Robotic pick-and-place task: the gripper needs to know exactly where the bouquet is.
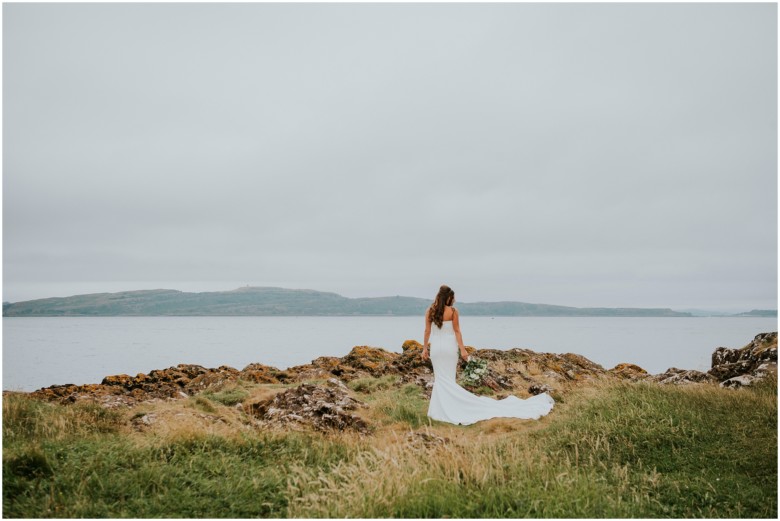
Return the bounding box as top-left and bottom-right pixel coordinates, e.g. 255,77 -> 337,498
460,356 -> 488,387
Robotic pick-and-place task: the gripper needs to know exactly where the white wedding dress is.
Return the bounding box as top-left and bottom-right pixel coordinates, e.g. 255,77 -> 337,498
427,320 -> 555,425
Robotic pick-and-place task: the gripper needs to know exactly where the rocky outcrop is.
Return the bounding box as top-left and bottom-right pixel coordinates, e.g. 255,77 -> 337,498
393,340 -> 434,380
709,332 -> 777,385
608,363 -> 649,381
32,364 -> 247,406
720,375 -> 760,389
287,356 -> 352,381
341,346 -> 398,376
245,379 -> 369,434
186,366 -> 241,393
30,364 -> 217,407
26,342 -> 610,406
240,363 -> 291,384
648,332 -> 778,387
30,382 -> 137,408
26,331 -> 778,408
651,368 -> 716,385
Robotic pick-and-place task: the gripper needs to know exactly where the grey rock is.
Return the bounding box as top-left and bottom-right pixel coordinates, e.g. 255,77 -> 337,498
720,375 -> 757,389
406,431 -> 449,448
246,382 -> 370,434
528,383 -> 554,395
130,412 -> 157,430
753,362 -> 777,379
709,332 -> 778,383
652,368 -> 716,385
327,377 -> 350,391
543,370 -> 564,381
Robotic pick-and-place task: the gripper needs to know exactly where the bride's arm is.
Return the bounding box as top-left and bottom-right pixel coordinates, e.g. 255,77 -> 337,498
422,310 -> 431,360
452,308 -> 469,359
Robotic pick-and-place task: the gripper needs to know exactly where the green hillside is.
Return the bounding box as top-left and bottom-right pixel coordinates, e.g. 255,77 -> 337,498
2,287 -> 693,317
732,309 -> 778,317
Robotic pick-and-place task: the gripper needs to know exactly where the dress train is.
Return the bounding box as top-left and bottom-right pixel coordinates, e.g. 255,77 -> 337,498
426,321 -> 554,425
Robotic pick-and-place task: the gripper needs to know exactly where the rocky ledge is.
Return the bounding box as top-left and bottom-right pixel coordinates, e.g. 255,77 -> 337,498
21,332 -> 777,417
245,378 -> 370,434
650,332 -> 777,387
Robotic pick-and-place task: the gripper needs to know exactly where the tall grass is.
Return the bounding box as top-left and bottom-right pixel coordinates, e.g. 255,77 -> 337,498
3,395 -> 122,442
201,383 -> 250,406
286,379 -> 777,518
2,393 -> 358,517
347,374 -> 399,393
4,377 -> 777,518
370,383 -> 432,428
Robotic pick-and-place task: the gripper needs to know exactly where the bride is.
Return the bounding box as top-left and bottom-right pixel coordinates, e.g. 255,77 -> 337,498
421,285 -> 555,425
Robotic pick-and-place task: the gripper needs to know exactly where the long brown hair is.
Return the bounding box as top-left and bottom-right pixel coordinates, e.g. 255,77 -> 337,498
427,285 -> 455,328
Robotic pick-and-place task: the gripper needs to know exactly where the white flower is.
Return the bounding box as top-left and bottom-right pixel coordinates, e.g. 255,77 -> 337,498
460,357 -> 489,387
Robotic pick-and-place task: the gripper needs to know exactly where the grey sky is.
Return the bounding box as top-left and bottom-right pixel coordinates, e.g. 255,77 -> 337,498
3,2 -> 777,310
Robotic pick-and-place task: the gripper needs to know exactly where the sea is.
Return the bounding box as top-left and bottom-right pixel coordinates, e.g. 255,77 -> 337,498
2,316 -> 777,392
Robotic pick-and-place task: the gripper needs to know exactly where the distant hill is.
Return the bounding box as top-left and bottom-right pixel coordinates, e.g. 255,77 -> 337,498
2,287 -> 694,317
731,309 -> 778,317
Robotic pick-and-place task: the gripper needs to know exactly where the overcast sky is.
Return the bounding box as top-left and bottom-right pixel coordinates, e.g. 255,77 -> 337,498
2,2 -> 777,311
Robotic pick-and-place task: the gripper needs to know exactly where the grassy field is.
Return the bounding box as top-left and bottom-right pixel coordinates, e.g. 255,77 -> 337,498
3,377 -> 776,518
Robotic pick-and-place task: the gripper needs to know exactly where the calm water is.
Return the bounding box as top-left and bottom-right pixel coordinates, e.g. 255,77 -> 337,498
2,316 -> 777,391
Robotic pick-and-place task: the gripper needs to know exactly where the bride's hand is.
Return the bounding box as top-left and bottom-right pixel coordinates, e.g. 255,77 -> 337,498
421,348 -> 429,361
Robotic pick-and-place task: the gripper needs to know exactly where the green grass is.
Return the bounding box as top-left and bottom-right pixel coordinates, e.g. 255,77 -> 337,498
347,374 -> 399,393
201,384 -> 250,406
4,434 -> 355,517
361,382 -> 431,428
3,378 -> 777,518
2,394 -> 356,517
536,378 -> 778,517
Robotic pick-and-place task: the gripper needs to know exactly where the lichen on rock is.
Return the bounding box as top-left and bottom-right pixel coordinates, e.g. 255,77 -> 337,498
24,331 -> 778,410
609,363 -> 649,381
709,332 -> 777,383
651,368 -> 716,385
245,379 -> 370,434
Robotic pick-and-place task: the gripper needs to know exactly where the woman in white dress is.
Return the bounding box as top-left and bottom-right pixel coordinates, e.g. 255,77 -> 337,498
421,285 -> 555,425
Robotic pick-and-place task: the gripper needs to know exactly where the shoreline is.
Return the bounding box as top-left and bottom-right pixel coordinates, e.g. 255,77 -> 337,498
4,333 -> 777,518
11,332 -> 777,408
4,317 -> 777,392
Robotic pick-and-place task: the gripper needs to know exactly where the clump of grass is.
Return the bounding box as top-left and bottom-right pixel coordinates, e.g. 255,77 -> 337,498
3,394 -> 122,442
751,372 -> 778,396
186,395 -> 217,413
368,383 -> 430,428
202,384 -> 250,406
4,446 -> 53,479
347,374 -> 399,394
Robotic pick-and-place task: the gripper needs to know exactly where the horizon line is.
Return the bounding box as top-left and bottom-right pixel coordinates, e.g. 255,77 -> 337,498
2,285 -> 776,314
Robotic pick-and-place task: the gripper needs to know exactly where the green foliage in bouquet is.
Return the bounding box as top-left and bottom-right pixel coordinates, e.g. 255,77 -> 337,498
459,356 -> 488,387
